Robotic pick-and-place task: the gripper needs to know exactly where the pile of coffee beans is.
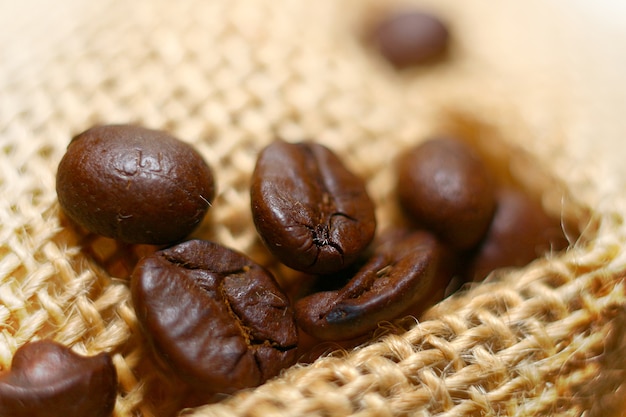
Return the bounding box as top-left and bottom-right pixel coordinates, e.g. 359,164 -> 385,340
52,123 -> 570,404
395,136 -> 569,285
5,7 -> 574,416
283,136 -> 570,359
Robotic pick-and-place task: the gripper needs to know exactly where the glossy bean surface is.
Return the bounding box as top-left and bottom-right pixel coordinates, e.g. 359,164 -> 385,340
295,230 -> 453,340
56,124 -> 215,244
131,239 -> 298,398
251,140 -> 376,274
0,340 -> 117,417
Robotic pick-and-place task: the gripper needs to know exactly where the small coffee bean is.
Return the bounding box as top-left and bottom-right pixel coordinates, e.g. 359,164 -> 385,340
250,140 -> 376,274
294,229 -> 454,341
465,187 -> 570,282
397,137 -> 496,250
56,124 -> 216,245
0,340 -> 117,417
130,239 -> 298,398
370,10 -> 450,68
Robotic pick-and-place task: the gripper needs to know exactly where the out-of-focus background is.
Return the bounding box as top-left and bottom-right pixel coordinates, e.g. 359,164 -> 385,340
1,0 -> 624,190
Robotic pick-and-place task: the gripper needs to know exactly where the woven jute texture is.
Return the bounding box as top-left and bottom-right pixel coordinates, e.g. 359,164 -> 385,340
2,0 -> 626,416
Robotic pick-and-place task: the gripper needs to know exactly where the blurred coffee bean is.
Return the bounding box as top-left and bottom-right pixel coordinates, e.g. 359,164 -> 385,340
397,137 -> 497,250
370,10 -> 450,68
466,187 -> 570,282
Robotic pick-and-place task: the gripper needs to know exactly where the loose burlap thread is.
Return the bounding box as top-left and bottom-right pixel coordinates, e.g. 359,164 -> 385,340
1,0 -> 626,416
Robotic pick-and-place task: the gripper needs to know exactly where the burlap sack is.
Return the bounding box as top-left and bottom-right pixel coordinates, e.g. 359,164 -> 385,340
1,0 -> 625,416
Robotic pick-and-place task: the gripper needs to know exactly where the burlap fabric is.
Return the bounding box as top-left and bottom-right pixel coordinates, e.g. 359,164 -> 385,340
1,0 -> 626,416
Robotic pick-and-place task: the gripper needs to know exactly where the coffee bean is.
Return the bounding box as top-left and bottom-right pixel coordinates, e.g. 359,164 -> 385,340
130,239 -> 298,398
294,229 -> 454,341
397,137 -> 496,250
0,340 -> 117,417
465,187 -> 570,282
370,10 -> 450,69
56,124 -> 216,245
250,140 -> 376,274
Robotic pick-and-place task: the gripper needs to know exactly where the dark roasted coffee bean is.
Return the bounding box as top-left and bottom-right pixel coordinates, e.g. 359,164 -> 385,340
397,137 -> 496,250
0,340 -> 117,417
465,187 -> 570,282
130,239 -> 298,398
370,10 -> 450,68
250,140 -> 376,274
56,124 -> 216,245
294,229 -> 454,341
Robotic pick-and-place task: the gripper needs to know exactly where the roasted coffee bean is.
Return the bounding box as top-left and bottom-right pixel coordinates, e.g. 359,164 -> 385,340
465,187 -> 570,282
397,137 -> 496,250
370,10 -> 450,68
56,124 -> 215,245
294,229 -> 454,341
130,239 -> 298,398
0,340 -> 117,417
250,140 -> 376,274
